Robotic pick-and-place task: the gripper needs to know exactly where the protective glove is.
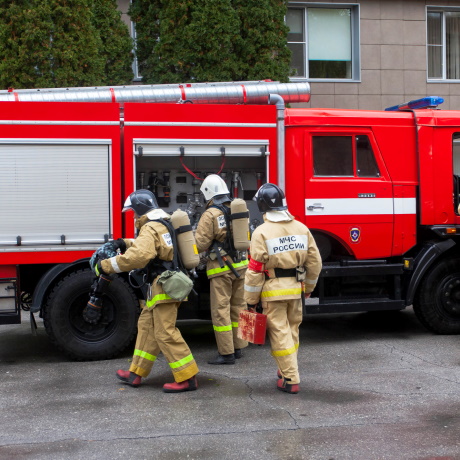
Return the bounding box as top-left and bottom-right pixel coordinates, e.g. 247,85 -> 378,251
89,239 -> 125,273
247,302 -> 263,313
89,253 -> 104,274
93,261 -> 107,277
112,238 -> 127,253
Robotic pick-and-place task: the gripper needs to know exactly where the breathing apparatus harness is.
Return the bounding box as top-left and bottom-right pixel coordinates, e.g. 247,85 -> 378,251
208,203 -> 246,278
128,218 -> 193,299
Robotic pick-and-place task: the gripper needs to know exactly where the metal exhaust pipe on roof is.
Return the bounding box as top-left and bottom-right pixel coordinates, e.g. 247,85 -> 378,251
5,80 -> 279,95
0,81 -> 311,105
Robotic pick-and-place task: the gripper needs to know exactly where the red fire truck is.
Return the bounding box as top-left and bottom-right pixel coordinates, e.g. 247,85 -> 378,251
1,81 -> 459,360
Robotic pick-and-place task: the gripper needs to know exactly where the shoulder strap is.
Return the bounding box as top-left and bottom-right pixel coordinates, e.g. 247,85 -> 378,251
209,204 -> 236,256
151,218 -> 182,271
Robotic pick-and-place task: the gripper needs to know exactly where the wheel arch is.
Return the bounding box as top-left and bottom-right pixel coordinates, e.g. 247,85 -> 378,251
310,229 -> 352,262
30,259 -> 91,314
405,239 -> 456,306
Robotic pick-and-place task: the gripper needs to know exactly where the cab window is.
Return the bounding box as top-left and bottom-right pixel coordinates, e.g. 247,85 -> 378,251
313,136 -> 353,176
313,134 -> 380,177
356,135 -> 380,177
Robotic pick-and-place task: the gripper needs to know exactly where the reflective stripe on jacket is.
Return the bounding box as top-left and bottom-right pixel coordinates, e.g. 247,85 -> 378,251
206,259 -> 248,277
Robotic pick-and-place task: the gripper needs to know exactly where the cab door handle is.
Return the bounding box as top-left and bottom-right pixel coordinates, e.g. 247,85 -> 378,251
307,204 -> 324,211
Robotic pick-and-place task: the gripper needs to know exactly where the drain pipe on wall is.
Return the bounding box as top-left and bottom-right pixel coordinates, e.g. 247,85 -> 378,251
269,94 -> 286,191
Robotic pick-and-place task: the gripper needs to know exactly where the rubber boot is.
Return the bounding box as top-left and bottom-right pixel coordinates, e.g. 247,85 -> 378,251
207,353 -> 235,365
277,369 -> 282,379
163,376 -> 198,393
277,377 -> 299,394
234,349 -> 242,359
116,370 -> 142,388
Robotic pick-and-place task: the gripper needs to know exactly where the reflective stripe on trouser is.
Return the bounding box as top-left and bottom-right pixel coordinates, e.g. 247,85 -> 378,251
262,298 -> 303,384
210,270 -> 248,355
129,301 -> 199,382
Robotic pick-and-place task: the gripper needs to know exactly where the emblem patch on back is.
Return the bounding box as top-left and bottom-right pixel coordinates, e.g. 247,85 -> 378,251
217,215 -> 226,229
162,232 -> 173,246
350,227 -> 360,244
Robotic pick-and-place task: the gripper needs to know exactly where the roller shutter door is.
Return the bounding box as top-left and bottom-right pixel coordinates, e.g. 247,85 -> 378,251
0,142 -> 111,246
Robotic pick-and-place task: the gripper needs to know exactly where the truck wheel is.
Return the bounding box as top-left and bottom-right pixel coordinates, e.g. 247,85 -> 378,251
43,269 -> 139,360
413,257 -> 460,334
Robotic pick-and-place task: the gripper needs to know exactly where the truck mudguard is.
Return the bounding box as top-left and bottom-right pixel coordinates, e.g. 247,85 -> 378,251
405,239 -> 456,306
30,259 -> 89,314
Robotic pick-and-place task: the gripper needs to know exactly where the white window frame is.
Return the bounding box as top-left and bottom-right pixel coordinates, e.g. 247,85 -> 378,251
427,6 -> 460,82
130,21 -> 142,82
287,2 -> 360,83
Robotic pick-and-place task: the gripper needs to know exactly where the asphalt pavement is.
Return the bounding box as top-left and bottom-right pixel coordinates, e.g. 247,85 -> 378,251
1,307 -> 460,460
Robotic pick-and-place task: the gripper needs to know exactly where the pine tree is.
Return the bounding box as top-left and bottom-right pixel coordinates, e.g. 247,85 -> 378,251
129,0 -> 291,83
130,0 -> 240,83
179,0 -> 241,82
232,0 -> 291,82
43,0 -> 106,87
0,0 -> 133,89
128,0 -> 160,80
93,0 -> 133,85
0,2 -> 53,88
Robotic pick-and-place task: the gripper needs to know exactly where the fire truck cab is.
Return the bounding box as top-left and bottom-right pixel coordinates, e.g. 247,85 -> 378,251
289,98 -> 460,335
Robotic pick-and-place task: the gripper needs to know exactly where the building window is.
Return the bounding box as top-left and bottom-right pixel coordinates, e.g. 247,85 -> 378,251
286,4 -> 360,81
427,7 -> 460,81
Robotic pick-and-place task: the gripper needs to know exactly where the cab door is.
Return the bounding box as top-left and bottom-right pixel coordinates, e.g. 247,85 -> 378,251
304,129 -> 394,260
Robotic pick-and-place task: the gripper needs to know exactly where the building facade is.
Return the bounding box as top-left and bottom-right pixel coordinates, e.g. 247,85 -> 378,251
118,1 -> 460,110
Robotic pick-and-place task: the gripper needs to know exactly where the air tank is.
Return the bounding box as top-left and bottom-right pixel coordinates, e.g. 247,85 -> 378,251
230,199 -> 250,251
170,209 -> 200,270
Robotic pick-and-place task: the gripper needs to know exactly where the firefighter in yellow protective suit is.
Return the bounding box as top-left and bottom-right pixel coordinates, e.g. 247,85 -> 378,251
195,174 -> 249,364
244,183 -> 322,394
88,189 -> 199,393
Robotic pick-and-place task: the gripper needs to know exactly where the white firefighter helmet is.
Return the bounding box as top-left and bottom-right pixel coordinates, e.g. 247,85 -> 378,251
200,174 -> 230,202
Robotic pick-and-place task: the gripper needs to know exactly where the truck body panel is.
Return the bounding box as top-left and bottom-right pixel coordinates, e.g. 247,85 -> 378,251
0,102 -> 123,265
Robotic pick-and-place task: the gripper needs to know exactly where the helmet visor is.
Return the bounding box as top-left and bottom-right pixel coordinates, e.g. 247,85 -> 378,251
122,196 -> 134,213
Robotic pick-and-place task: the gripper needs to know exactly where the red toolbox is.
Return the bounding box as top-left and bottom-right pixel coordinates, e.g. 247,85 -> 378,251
237,309 -> 267,345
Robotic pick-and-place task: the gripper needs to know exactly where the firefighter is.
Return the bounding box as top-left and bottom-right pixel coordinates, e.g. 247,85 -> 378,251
195,174 -> 249,364
89,189 -> 199,393
244,183 -> 322,394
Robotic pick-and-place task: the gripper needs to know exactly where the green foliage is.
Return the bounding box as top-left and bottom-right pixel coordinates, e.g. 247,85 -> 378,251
0,0 -> 133,89
93,0 -> 134,85
129,0 -> 291,83
232,0 -> 291,82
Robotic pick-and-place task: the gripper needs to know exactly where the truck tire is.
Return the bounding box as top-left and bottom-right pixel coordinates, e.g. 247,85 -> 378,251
413,257 -> 460,334
43,269 -> 139,360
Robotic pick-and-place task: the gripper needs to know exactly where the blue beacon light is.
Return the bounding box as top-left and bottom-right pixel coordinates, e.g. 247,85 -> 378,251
385,96 -> 444,111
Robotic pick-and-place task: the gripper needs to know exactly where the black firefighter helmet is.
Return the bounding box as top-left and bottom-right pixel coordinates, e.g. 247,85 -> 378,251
254,183 -> 288,213
122,189 -> 159,216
